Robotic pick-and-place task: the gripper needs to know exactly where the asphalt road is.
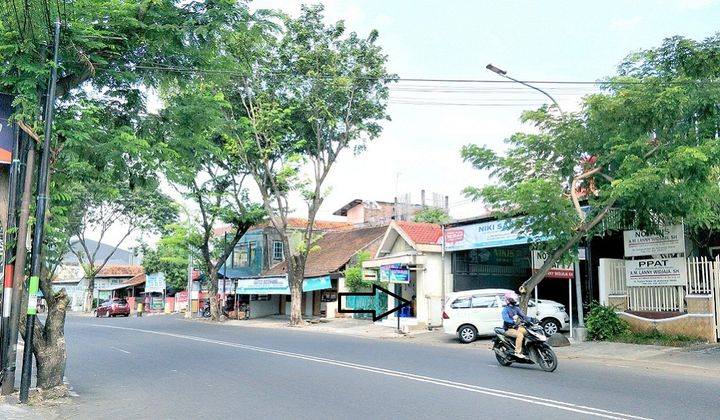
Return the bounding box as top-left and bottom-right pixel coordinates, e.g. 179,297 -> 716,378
58,314 -> 719,420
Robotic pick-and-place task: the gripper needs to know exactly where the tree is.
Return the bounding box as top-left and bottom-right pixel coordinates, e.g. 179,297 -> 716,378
72,185 -> 177,312
234,5 -> 395,325
141,223 -> 200,292
462,34 -> 720,310
413,207 -> 450,224
0,0 -> 252,391
153,82 -> 265,321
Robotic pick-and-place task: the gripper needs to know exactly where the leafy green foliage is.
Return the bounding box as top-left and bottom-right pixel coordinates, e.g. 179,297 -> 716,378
462,34 -> 720,302
613,329 -> 703,347
344,251 -> 372,292
413,207 -> 450,224
141,223 -> 200,291
586,303 -> 629,341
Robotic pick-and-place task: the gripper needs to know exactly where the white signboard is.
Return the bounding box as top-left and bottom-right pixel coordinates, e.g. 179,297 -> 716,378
236,276 -> 290,294
145,272 -> 166,293
623,225 -> 685,257
531,250 -> 574,279
625,257 -> 687,287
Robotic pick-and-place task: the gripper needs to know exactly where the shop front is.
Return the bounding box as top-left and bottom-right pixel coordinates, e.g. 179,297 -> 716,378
235,275 -> 335,319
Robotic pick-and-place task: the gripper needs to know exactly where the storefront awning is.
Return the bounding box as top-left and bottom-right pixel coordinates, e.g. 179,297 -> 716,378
235,275 -> 332,295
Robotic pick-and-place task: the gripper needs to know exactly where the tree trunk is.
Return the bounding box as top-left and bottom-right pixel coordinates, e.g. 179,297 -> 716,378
34,289 -> 69,389
208,266 -> 221,321
83,275 -> 95,313
518,201 -> 616,312
288,257 -> 305,326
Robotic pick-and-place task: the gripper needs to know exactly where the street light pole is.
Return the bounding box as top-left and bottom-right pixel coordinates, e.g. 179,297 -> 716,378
485,64 -> 563,113
486,63 -> 588,338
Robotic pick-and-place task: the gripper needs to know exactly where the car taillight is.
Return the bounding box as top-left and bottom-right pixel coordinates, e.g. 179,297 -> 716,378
442,311 -> 449,319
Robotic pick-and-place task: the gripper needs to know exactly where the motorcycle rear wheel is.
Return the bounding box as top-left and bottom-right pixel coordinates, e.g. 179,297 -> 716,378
536,346 -> 558,372
495,352 -> 512,366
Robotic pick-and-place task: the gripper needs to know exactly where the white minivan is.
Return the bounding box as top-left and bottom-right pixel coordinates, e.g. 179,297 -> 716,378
442,288 -> 570,343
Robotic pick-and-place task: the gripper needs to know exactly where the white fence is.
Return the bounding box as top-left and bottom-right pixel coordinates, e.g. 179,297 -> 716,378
599,256 -> 720,312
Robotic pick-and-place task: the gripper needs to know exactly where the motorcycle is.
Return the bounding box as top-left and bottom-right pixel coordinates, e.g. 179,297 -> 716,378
201,300 -> 229,318
492,318 -> 558,372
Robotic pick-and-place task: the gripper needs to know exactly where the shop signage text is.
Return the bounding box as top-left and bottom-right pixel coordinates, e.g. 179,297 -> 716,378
444,218 -> 545,252
145,272 -> 166,293
379,264 -> 410,283
625,257 -> 687,287
623,225 -> 685,257
531,250 -> 574,279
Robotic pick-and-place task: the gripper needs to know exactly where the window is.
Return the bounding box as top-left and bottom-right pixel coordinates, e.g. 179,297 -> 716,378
233,244 -> 248,267
471,295 -> 497,308
248,242 -> 257,265
451,297 -> 471,309
273,241 -> 284,261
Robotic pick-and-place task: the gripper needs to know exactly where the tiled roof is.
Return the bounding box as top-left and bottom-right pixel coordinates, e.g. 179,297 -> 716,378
264,225 -> 387,278
122,273 -> 146,287
213,218 -> 352,237
395,221 -> 443,245
96,265 -> 145,278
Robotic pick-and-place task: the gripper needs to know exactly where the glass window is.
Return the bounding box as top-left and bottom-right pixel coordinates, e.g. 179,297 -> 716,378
273,241 -> 284,260
233,244 -> 248,267
471,295 -> 497,308
248,242 -> 257,265
451,297 -> 471,309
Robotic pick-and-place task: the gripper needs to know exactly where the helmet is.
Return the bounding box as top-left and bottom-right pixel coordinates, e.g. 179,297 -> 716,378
504,291 -> 518,305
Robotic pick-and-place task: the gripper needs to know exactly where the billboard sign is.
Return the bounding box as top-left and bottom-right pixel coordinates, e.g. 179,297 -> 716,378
444,218 -> 546,252
625,257 -> 687,287
623,225 -> 685,257
0,94 -> 14,164
145,272 -> 167,293
531,250 -> 574,279
379,264 -> 410,283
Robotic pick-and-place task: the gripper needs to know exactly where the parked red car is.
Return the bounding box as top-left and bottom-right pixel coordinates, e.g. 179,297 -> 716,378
95,298 -> 130,317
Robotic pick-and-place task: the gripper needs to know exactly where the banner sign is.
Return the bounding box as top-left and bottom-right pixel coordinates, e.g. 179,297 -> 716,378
379,264 -> 410,283
362,269 -> 378,281
237,276 -> 289,294
303,275 -> 332,292
623,225 -> 685,257
175,291 -> 189,303
625,257 -> 687,287
145,272 -> 166,293
236,275 -> 333,294
0,94 -> 14,164
444,218 -> 546,252
531,250 -> 574,279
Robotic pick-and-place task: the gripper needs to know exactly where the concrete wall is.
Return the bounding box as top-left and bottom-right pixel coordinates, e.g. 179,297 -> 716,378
615,294 -> 717,343
422,253 -> 444,327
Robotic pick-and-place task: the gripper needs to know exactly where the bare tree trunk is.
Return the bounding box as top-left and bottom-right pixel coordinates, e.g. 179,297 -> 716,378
83,275 -> 95,313
34,289 -> 69,389
208,266 -> 221,321
288,256 -> 305,326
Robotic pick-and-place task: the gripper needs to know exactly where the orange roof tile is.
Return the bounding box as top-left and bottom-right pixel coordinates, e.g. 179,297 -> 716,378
96,265 -> 145,278
396,221 -> 443,245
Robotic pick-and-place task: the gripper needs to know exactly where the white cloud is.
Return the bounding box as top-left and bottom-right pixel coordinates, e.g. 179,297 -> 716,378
609,16 -> 643,31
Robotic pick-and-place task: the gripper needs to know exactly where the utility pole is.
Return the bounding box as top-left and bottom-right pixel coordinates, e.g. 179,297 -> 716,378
1,133 -> 34,396
1,125 -> 21,379
19,21 -> 60,403
185,253 -> 193,319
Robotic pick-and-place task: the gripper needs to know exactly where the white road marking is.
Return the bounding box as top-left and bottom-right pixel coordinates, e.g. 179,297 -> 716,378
90,324 -> 652,420
110,346 -> 131,354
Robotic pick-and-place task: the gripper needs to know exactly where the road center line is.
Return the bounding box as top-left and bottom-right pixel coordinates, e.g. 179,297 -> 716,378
110,346 -> 131,354
90,324 -> 652,420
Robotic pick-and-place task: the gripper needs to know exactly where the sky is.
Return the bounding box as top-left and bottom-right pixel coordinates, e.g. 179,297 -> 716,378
93,0 -> 720,249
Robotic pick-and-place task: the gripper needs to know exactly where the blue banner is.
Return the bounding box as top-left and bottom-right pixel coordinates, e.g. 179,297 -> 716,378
303,275 -> 332,292
235,275 -> 332,294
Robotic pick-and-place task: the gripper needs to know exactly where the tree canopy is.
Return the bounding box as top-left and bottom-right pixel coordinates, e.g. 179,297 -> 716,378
462,34 -> 720,307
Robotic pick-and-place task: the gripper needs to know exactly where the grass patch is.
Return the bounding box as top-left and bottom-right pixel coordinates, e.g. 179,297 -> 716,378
612,330 -> 703,347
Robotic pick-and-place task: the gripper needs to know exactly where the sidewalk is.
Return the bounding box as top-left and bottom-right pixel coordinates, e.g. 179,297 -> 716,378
214,316 -> 720,377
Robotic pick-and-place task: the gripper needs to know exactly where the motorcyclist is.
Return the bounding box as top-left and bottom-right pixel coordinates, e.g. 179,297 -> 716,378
501,291 -> 527,358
